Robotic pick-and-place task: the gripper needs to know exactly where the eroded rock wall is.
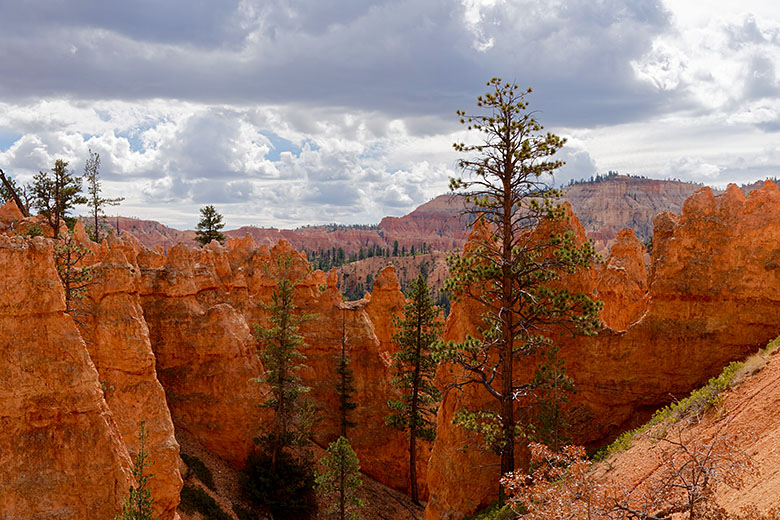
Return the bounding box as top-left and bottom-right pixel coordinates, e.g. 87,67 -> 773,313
137,242 -> 267,468
0,235 -> 133,519
426,182 -> 780,519
134,236 -> 425,496
76,229 -> 182,520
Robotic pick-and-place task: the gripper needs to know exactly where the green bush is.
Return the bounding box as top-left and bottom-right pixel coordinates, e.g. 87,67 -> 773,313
16,224 -> 43,238
463,502 -> 516,520
179,484 -> 230,520
241,451 -> 316,520
181,452 -> 216,491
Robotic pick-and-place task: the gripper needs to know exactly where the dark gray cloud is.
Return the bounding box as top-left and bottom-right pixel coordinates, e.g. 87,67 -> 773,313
0,0 -> 243,47
0,0 -> 674,128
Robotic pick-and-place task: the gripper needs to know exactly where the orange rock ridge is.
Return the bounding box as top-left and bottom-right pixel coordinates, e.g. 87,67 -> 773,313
425,181 -> 780,519
73,225 -> 183,520
0,234 -> 133,519
135,236 -> 429,496
4,178 -> 780,518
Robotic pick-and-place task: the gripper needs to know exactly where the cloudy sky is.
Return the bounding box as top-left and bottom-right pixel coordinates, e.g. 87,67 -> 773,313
1,0 -> 779,229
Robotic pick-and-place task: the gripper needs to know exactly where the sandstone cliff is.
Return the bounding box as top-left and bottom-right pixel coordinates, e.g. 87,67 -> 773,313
4,178 -> 780,519
565,175 -> 698,244
425,181 -> 780,519
105,175 -> 703,258
134,236 -> 427,497
75,228 -> 183,520
0,234 -> 133,519
596,228 -> 648,330
137,242 -> 268,468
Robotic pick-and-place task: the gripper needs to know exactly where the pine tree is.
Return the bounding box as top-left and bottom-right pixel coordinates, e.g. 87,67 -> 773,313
244,253 -> 318,518
84,149 -> 123,242
336,309 -> 357,437
115,422 -> 157,520
195,205 -> 226,245
315,436 -> 365,520
386,274 -> 442,505
0,168 -> 30,216
254,254 -> 315,467
440,78 -> 601,491
54,230 -> 94,319
32,159 -> 86,237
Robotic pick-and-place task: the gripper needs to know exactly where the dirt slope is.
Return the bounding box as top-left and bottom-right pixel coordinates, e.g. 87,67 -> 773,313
594,344 -> 780,516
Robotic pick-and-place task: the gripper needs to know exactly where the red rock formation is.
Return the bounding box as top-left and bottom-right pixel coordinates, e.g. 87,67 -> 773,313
596,228 -> 648,330
564,175 -> 699,241
426,182 -> 780,519
137,242 -> 269,468
337,252 -> 451,296
103,216 -> 197,250
0,199 -> 23,222
0,199 -> 56,237
99,177 -> 701,264
0,234 -> 133,519
75,228 -> 182,520
134,235 -> 428,496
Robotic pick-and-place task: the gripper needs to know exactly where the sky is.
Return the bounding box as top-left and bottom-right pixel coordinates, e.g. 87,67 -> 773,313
1,1 -> 780,229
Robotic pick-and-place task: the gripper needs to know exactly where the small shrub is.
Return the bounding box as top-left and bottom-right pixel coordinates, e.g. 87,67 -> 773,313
241,451 -> 316,520
179,484 -> 230,520
181,452 -> 216,491
16,223 -> 44,237
462,502 -> 516,520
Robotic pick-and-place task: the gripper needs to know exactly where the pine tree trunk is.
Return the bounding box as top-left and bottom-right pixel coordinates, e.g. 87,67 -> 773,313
341,310 -> 348,438
93,208 -> 100,243
409,308 -> 423,504
499,139 -> 515,498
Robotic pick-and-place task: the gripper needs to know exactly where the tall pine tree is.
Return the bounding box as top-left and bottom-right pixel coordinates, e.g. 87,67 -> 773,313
440,79 -> 601,492
84,149 -> 123,242
386,274 -> 442,505
254,253 -> 316,467
245,253 -> 318,518
336,309 -> 357,437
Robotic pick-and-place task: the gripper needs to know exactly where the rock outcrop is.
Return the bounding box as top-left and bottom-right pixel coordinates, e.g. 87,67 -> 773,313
0,235 -> 133,519
77,230 -> 182,520
133,236 -> 425,496
596,228 -> 648,330
565,175 -> 699,244
6,178 -> 780,518
107,176 -> 703,258
426,181 -> 780,519
137,242 -> 268,468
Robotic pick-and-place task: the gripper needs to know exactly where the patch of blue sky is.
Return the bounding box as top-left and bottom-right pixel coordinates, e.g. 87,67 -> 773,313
259,130 -> 302,161
0,128 -> 22,152
358,142 -> 385,161
116,123 -> 156,153
301,138 -> 319,152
